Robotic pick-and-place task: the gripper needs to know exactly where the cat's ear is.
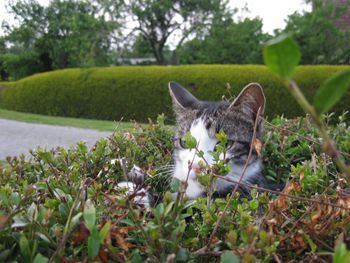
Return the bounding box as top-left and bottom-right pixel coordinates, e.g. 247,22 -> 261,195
168,81 -> 199,111
229,83 -> 265,119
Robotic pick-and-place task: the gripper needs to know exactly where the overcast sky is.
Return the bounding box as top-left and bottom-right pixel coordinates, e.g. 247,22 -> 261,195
233,0 -> 311,32
0,0 -> 311,36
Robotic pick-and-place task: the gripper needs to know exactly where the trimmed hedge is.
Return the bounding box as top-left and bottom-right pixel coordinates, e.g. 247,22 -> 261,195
0,65 -> 349,123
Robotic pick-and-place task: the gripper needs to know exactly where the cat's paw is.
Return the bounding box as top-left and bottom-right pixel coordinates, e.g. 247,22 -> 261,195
127,165 -> 146,185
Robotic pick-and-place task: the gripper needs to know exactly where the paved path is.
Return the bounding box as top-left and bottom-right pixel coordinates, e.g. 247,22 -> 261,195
0,118 -> 112,159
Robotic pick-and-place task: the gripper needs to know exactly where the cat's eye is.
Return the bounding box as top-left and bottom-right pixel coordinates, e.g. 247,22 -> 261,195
178,138 -> 188,149
215,140 -> 235,151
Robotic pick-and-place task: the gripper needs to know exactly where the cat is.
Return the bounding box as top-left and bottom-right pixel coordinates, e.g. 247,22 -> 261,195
169,81 -> 266,200
118,81 -> 275,205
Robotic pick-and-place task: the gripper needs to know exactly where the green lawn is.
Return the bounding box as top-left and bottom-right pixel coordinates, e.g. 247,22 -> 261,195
0,108 -> 134,131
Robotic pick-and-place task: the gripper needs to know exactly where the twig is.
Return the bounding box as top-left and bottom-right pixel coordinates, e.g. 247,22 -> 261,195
273,253 -> 282,263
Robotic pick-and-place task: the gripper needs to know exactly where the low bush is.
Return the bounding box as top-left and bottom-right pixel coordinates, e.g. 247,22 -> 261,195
0,65 -> 349,122
0,114 -> 349,262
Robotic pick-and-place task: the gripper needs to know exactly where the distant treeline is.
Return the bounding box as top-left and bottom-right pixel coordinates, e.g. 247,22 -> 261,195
1,0 -> 350,80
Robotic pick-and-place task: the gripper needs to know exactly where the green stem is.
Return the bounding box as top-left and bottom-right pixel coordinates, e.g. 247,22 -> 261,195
286,80 -> 350,183
49,181 -> 85,262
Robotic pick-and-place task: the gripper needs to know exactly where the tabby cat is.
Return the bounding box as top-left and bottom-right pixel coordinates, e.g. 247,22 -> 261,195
119,81 -> 274,205
169,81 -> 266,200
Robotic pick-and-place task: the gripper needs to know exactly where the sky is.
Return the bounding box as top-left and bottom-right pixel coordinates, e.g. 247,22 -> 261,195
0,0 -> 312,36
233,0 -> 311,33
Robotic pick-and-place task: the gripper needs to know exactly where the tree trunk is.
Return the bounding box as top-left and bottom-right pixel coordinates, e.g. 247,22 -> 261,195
171,50 -> 178,65
157,50 -> 166,65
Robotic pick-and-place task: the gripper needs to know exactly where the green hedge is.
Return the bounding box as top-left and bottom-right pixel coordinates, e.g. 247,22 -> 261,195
0,65 -> 349,123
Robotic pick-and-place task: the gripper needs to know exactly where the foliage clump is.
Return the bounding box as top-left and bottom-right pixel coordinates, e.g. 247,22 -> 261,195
0,113 -> 350,262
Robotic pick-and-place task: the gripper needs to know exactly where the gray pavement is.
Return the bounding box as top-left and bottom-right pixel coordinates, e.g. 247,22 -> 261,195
0,118 -> 112,159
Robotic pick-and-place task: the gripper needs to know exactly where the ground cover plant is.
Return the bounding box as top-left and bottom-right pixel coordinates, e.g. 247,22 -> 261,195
0,113 -> 350,262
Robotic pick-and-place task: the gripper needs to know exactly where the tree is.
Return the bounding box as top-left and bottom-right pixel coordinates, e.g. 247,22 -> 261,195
178,17 -> 270,64
129,0 -> 231,65
282,0 -> 350,64
1,0 -> 123,78
121,34 -> 155,59
0,37 -> 9,80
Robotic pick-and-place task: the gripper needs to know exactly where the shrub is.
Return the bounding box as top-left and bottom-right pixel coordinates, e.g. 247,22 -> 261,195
1,52 -> 46,81
0,114 -> 349,262
0,65 -> 349,123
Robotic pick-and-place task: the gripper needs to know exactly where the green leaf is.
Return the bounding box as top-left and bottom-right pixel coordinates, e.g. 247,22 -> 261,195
37,151 -> 53,163
170,177 -> 181,193
183,131 -> 197,149
58,203 -> 68,217
131,249 -> 143,263
197,150 -> 204,158
304,234 -> 317,254
99,221 -> 111,242
19,234 -> 31,260
263,34 -> 300,80
314,70 -> 350,115
227,230 -> 238,246
164,202 -> 174,217
27,202 -> 38,221
33,253 -> 48,263
198,173 -> 211,187
154,203 -> 164,221
70,212 -> 83,231
84,200 -> 96,231
221,251 -> 240,263
36,233 -> 50,243
176,248 -> 189,261
88,227 -> 100,259
215,130 -> 228,144
249,199 -> 259,210
333,243 -> 350,263
11,216 -> 28,228
10,192 -> 20,206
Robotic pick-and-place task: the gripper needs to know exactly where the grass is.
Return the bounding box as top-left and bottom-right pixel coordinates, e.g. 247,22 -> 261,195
0,108 -> 134,131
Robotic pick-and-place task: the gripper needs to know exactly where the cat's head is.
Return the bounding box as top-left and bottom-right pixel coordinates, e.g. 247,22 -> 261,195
169,81 -> 265,198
